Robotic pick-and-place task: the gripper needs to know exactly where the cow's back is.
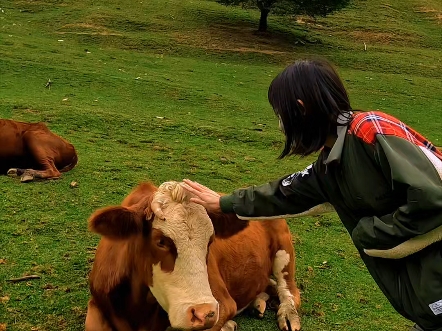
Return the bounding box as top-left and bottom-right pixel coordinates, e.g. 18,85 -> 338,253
0,119 -> 77,174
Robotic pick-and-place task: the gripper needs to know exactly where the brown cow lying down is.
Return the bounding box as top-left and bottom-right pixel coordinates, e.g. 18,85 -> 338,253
0,119 -> 77,182
86,181 -> 302,331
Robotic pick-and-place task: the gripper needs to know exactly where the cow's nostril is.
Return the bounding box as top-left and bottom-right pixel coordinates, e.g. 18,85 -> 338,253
190,308 -> 199,323
188,304 -> 218,328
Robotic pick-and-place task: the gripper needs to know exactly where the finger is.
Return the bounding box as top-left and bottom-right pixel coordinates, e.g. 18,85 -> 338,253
183,179 -> 207,192
190,198 -> 221,213
189,197 -> 207,207
181,182 -> 201,196
191,181 -> 218,195
183,179 -> 218,195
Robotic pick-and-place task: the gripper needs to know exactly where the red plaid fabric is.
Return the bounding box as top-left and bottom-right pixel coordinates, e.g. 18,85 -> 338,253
349,111 -> 442,160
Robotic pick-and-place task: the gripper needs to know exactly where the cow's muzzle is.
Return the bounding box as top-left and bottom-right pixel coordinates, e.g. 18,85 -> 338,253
184,302 -> 219,330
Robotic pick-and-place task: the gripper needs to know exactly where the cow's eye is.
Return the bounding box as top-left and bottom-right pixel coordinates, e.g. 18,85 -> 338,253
157,238 -> 167,249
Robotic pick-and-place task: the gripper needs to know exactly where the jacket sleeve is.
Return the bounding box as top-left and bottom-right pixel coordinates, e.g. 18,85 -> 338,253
352,135 -> 442,252
219,161 -> 328,219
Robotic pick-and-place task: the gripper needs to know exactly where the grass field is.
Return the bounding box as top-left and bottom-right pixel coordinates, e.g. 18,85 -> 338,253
0,0 -> 441,330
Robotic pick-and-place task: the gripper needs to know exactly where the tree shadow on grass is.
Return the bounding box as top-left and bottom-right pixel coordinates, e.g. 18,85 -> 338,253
176,5 -> 323,57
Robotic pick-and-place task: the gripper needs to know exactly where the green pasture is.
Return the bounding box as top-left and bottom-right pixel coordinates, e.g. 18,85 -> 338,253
0,0 -> 441,330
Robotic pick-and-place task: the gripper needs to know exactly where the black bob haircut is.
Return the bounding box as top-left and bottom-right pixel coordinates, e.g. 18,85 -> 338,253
268,58 -> 352,158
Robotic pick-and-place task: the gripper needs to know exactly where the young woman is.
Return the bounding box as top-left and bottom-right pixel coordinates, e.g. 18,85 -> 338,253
158,59 -> 442,330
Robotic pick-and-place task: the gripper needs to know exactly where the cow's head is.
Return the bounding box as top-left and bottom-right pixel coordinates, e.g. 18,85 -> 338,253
88,181 -> 218,330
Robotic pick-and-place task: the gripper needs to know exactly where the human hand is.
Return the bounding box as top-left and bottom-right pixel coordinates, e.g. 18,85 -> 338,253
181,179 -> 222,213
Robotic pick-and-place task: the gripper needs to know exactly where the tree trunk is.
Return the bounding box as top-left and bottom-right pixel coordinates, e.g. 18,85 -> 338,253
258,7 -> 270,32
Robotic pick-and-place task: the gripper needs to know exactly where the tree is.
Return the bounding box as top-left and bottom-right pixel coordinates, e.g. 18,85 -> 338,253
216,0 -> 351,32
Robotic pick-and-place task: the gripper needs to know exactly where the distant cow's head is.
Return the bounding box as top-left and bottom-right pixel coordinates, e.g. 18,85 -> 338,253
88,181 -> 218,330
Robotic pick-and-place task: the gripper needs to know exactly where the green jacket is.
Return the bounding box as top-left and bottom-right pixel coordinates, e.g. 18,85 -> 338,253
220,111 -> 442,252
220,111 -> 442,329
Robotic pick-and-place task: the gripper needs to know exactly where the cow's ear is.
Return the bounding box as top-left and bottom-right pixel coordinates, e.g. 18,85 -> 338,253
88,206 -> 143,239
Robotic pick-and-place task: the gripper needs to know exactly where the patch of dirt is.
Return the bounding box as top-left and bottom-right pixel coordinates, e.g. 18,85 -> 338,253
172,23 -> 312,55
63,23 -> 104,30
57,23 -> 122,36
342,30 -> 418,45
415,7 -> 442,23
14,0 -> 67,14
415,7 -> 438,13
296,16 -> 325,29
15,0 -> 65,6
23,108 -> 40,114
203,46 -> 286,55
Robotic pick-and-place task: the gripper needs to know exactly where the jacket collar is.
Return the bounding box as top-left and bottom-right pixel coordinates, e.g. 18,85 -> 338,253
324,111 -> 353,165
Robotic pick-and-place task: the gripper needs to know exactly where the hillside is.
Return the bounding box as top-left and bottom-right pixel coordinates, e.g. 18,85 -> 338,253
0,0 -> 441,330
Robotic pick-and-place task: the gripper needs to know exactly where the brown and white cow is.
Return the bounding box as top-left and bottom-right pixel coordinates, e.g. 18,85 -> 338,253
0,119 -> 78,182
85,181 -> 302,331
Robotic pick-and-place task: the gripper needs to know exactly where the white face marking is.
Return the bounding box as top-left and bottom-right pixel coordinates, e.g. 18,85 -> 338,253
149,184 -> 218,329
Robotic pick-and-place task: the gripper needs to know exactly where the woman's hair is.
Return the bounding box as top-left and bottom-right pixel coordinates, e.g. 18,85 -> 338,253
268,58 -> 352,158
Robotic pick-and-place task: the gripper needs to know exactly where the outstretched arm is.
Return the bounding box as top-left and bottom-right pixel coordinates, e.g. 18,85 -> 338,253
182,162 -> 328,219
